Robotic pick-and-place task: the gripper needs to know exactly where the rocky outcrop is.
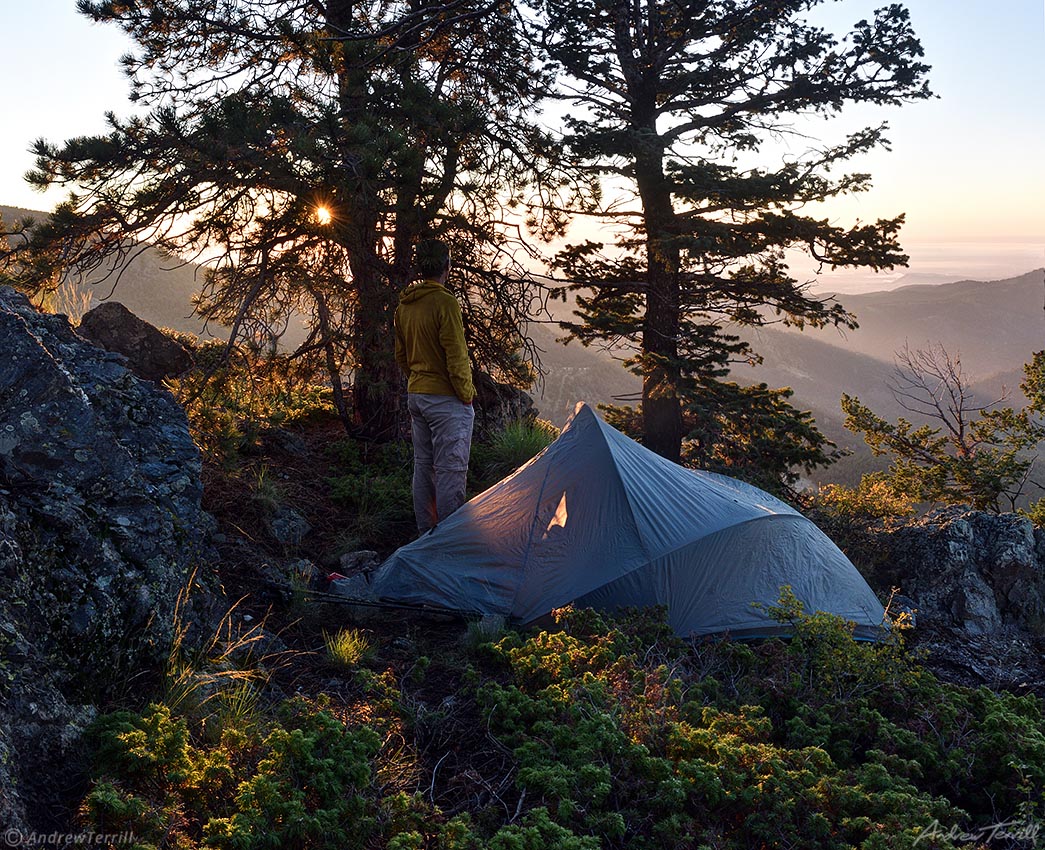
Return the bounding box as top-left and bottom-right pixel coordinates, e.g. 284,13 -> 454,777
473,371 -> 537,437
855,507 -> 1045,636
0,287 -> 211,828
77,300 -> 193,382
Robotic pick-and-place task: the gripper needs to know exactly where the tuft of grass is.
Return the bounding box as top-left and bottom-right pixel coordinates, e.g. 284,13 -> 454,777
489,418 -> 559,470
285,561 -> 316,619
162,576 -> 273,733
36,280 -> 95,323
462,614 -> 508,651
204,679 -> 262,743
470,418 -> 559,491
248,464 -> 284,514
324,627 -> 375,669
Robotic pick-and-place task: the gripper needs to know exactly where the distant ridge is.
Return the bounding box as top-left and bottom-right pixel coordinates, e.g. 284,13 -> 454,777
6,201 -> 1044,488
2,203 -> 217,337
0,204 -> 49,238
890,272 -> 968,286
782,268 -> 1045,382
1,204 -> 42,219
736,268 -> 1045,486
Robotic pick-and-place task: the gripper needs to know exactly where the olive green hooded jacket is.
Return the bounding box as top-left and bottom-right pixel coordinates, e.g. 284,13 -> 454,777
394,280 -> 475,403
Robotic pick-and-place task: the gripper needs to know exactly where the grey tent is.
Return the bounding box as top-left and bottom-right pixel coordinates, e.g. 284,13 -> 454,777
369,402 -> 885,638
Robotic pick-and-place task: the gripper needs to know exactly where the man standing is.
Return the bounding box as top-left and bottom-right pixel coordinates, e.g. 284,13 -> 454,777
394,239 -> 476,534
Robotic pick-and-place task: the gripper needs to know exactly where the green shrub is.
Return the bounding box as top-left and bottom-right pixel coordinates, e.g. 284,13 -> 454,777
205,699 -> 381,849
78,593 -> 1045,849
379,797 -> 597,850
168,344 -> 335,466
1019,497 -> 1045,527
476,597 -> 1045,848
814,474 -> 915,524
81,699 -> 381,850
327,438 -> 415,549
80,704 -> 243,840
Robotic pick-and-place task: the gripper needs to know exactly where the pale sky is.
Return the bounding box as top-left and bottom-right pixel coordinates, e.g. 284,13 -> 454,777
2,0 -> 1043,290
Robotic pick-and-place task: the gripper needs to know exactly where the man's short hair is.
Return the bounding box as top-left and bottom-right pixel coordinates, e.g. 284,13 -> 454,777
414,239 -> 451,279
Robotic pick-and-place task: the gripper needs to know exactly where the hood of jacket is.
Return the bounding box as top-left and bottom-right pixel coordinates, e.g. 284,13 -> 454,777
399,280 -> 447,305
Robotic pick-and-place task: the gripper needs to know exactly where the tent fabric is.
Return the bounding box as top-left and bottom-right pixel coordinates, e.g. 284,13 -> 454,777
369,402 -> 885,638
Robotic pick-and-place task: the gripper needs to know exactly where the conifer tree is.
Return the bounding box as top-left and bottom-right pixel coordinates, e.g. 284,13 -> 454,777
14,0 -> 555,438
541,0 -> 932,464
842,344 -> 1045,512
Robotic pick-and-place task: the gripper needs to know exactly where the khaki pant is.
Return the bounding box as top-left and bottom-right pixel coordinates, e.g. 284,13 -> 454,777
408,393 -> 474,533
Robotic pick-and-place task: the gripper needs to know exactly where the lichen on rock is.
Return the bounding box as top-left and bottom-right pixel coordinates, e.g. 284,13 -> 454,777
860,506 -> 1045,636
0,286 -> 212,828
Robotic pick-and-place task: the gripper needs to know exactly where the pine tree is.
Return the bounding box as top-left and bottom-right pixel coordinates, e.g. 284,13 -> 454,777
842,344 -> 1045,512
541,0 -> 932,464
15,0 -> 555,438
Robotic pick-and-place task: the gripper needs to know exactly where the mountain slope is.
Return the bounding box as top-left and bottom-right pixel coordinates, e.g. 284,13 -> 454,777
3,204 -> 213,336
795,270 -> 1045,380
528,321 -> 640,425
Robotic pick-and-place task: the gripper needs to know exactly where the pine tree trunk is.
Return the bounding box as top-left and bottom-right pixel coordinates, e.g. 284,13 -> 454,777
352,268 -> 403,440
329,0 -> 402,441
343,197 -> 402,441
634,148 -> 683,463
642,262 -> 682,462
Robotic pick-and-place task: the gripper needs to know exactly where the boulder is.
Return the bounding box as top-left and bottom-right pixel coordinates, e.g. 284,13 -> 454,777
339,550 -> 381,574
473,371 -> 536,437
859,507 -> 1045,635
77,300 -> 193,382
257,557 -> 320,597
0,287 -> 211,828
265,504 -> 312,547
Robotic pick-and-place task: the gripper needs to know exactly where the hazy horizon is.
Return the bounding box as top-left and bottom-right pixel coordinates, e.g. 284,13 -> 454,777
801,240 -> 1045,296
4,199 -> 1041,302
